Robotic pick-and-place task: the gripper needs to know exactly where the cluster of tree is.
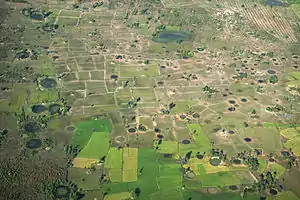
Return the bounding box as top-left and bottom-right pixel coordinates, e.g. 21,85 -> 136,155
128,97 -> 141,108
269,75 -> 278,84
265,104 -> 286,112
92,1 -> 103,8
211,148 -> 227,161
161,102 -> 176,114
0,129 -> 8,147
203,85 -> 216,98
152,25 -> 166,37
230,150 -> 259,170
65,145 -> 81,159
44,180 -> 84,200
179,50 -> 194,59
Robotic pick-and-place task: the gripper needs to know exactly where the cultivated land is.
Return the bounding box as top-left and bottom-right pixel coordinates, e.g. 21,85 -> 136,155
1,0 -> 300,199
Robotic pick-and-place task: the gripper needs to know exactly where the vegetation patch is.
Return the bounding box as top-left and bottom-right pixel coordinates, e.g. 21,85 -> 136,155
284,136 -> 300,156
280,128 -> 300,139
104,192 -> 131,200
109,168 -> 123,182
72,119 -> 111,149
105,147 -> 123,169
198,171 -> 241,187
155,140 -> 178,154
26,138 -> 42,149
187,124 -> 212,151
122,148 -> 138,182
76,132 -> 109,159
269,163 -> 286,177
72,157 -> 99,168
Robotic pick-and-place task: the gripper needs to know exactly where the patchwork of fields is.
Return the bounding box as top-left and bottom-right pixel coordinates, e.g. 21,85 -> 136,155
1,0 -> 300,199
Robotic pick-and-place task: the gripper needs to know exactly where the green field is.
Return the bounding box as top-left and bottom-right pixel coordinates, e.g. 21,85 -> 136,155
136,148 -> 159,199
72,119 -> 112,149
284,136 -> 300,156
76,132 -> 110,159
155,141 -> 178,154
105,147 -> 123,169
187,124 -> 212,151
198,171 -> 241,187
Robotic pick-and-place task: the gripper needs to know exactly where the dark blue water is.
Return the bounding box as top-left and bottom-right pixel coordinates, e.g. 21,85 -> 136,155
32,105 -> 47,113
153,31 -> 192,43
31,13 -> 44,20
264,0 -> 284,6
40,78 -> 57,89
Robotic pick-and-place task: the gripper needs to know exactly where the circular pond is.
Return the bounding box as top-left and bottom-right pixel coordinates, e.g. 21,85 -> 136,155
24,122 -> 40,133
180,114 -> 186,119
48,104 -> 61,114
228,107 -> 236,112
197,154 -> 204,160
153,31 -> 192,43
228,100 -> 235,104
229,185 -> 238,191
241,98 -> 247,102
182,139 -> 191,145
154,128 -> 161,133
42,24 -> 58,32
138,124 -> 146,131
192,113 -> 200,118
128,128 -> 136,133
210,158 -> 221,166
267,69 -> 276,74
111,74 -> 118,79
53,185 -> 70,198
26,139 -> 42,149
32,104 -> 47,114
244,137 -> 252,142
269,188 -> 278,196
40,78 -> 57,89
281,151 -> 290,157
232,159 -> 241,165
31,13 -> 44,20
15,51 -> 30,59
269,158 -> 275,162
228,130 -> 235,134
157,134 -> 164,139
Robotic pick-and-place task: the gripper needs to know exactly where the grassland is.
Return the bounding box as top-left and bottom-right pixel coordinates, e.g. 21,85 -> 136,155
76,132 -> 110,159
72,119 -> 111,149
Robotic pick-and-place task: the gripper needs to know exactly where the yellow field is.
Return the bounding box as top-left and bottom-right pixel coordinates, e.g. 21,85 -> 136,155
72,157 -> 98,168
122,148 -> 138,182
122,169 -> 138,182
104,192 -> 131,200
109,168 -> 122,182
123,148 -> 138,170
280,128 -> 300,139
292,4 -> 300,19
188,157 -> 229,174
203,163 -> 229,174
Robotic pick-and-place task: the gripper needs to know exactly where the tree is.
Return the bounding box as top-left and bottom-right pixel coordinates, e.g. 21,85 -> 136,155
269,75 -> 278,84
134,188 -> 141,197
